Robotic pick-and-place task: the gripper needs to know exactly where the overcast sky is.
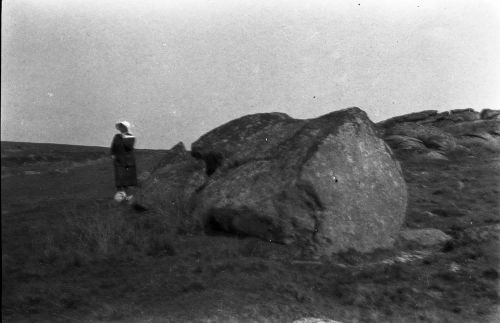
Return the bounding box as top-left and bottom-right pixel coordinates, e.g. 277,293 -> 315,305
2,0 -> 499,149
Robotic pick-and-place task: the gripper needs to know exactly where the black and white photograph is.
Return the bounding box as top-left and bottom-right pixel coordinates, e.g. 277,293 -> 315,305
1,0 -> 499,322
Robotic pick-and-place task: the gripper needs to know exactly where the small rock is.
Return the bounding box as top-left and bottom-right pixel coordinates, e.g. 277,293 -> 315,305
421,151 -> 448,160
24,170 -> 41,175
424,211 -> 438,217
292,318 -> 343,323
397,228 -> 452,248
137,171 -> 151,181
449,262 -> 461,272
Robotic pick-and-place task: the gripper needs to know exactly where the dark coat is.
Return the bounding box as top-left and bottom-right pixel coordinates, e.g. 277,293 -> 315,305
111,133 -> 138,187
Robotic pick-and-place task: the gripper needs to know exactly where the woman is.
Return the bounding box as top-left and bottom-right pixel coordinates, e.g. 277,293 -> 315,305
111,121 -> 138,202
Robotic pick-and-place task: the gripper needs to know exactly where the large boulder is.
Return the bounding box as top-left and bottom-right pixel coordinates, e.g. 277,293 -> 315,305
191,107 -> 408,255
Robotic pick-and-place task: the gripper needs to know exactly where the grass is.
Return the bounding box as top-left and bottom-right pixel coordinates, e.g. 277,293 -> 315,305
34,203 -> 177,265
2,142 -> 499,322
2,206 -> 178,321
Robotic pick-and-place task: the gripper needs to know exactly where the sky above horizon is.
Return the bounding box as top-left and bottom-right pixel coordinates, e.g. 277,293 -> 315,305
2,0 -> 499,149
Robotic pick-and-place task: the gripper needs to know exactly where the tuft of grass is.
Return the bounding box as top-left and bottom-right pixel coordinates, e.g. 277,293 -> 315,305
38,234 -> 60,264
34,203 -> 176,264
138,189 -> 202,236
92,303 -> 129,321
142,234 -> 177,256
180,281 -> 206,293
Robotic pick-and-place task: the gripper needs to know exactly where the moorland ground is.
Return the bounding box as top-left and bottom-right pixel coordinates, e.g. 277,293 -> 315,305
1,141 -> 499,322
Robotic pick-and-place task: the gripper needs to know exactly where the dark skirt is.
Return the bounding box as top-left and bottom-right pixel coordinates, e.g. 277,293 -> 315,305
114,163 -> 138,188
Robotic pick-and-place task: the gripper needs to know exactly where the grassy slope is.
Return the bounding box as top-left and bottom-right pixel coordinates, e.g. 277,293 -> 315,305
1,141 -> 499,322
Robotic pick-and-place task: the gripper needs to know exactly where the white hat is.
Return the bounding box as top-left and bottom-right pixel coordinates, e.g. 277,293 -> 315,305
116,121 -> 131,129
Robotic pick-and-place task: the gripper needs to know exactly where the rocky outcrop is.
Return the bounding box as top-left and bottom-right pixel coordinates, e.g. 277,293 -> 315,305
385,123 -> 457,152
191,107 -> 407,255
480,109 -> 500,120
443,120 -> 500,151
135,106 -> 498,256
378,108 -> 500,156
378,110 -> 439,129
134,142 -> 207,228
